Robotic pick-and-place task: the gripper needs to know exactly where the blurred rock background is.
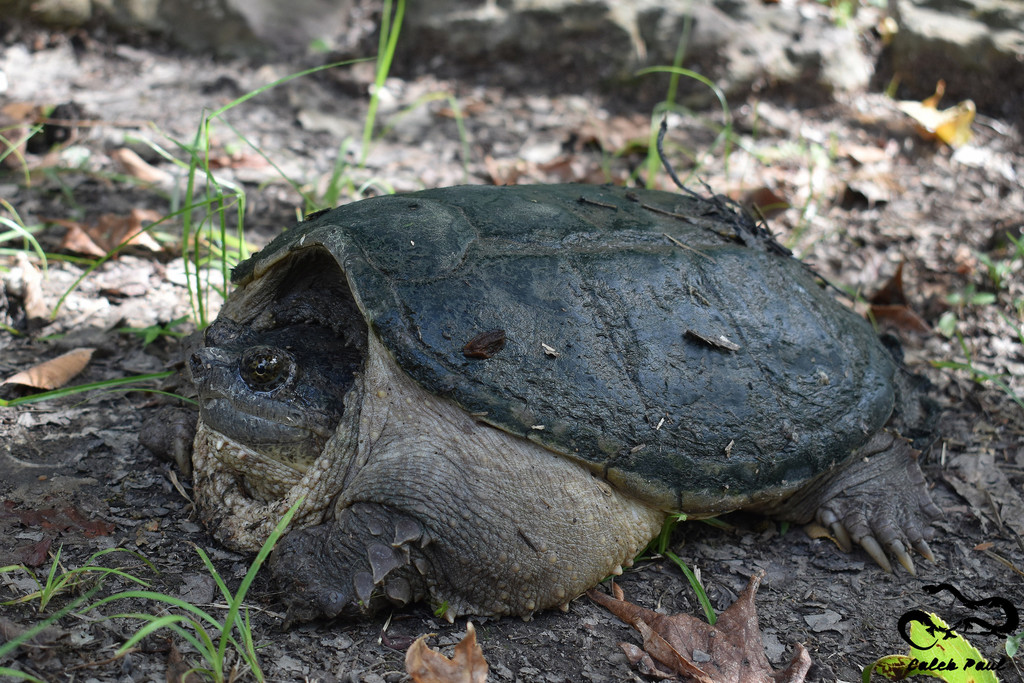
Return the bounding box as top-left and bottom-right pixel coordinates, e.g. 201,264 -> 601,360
2,0 -> 1021,124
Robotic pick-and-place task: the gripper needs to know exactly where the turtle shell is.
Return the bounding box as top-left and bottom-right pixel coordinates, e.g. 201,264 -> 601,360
231,184 -> 896,512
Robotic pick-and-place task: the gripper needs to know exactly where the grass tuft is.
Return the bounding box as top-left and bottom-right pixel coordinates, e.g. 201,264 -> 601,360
87,498 -> 304,683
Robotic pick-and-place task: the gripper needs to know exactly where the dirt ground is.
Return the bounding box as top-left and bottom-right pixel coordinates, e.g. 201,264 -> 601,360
1,20 -> 1023,683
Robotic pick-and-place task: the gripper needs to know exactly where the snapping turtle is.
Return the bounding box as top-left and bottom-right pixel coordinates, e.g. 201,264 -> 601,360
187,183 -> 940,624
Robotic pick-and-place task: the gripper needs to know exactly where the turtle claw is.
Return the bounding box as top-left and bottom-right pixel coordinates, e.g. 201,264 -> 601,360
829,521 -> 853,553
887,539 -> 917,575
766,431 -> 941,573
858,535 -> 893,573
913,538 -> 936,563
269,503 -> 430,626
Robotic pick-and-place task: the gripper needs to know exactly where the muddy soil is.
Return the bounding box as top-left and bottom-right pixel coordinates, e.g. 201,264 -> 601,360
1,22 -> 1023,683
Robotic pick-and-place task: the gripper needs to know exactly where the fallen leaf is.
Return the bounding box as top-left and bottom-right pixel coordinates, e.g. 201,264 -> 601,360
0,101 -> 42,122
205,150 -> 270,170
871,304 -> 932,333
110,147 -> 173,185
838,143 -> 890,165
167,640 -> 205,683
589,572 -> 811,683
686,329 -> 741,352
53,208 -> 163,256
463,329 -> 506,359
21,538 -> 53,568
744,186 -> 791,220
1,348 -> 95,390
573,114 -> 651,156
896,80 -> 975,149
2,500 -> 115,538
484,154 -> 523,186
841,170 -> 901,208
405,622 -> 488,683
945,450 -> 1024,539
804,521 -> 851,552
619,642 -> 676,679
869,263 -> 930,333
862,612 -> 999,683
870,262 -> 910,306
0,102 -> 40,169
12,251 -> 48,321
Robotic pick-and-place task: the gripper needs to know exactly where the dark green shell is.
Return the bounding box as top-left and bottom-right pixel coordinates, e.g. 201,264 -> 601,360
233,184 -> 896,511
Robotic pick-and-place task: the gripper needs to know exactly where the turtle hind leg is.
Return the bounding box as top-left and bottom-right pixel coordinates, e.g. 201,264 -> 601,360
760,430 -> 941,573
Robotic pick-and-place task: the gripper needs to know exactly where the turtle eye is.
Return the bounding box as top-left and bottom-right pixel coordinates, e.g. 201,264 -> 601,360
240,346 -> 292,391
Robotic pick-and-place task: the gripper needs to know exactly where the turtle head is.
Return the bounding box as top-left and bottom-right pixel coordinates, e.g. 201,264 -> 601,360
189,318 -> 360,472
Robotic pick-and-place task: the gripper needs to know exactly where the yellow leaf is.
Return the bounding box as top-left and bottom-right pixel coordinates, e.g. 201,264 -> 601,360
896,81 -> 975,148
905,614 -> 1000,683
863,612 -> 1001,683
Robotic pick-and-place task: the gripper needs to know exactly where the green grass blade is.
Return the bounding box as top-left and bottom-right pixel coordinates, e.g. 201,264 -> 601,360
215,498 -> 304,665
360,0 -> 406,168
113,613 -> 212,657
0,667 -> 45,683
0,371 -> 173,407
664,550 -> 717,625
89,590 -> 224,630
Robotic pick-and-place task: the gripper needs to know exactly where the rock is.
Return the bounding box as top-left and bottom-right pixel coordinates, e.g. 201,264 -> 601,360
4,0 -> 1019,121
3,0 -> 878,102
888,0 -> 1024,124
399,0 -> 879,101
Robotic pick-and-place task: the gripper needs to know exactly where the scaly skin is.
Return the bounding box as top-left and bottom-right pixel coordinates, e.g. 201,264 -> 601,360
191,316 -> 941,624
185,229 -> 943,624
268,334 -> 666,622
753,430 -> 941,574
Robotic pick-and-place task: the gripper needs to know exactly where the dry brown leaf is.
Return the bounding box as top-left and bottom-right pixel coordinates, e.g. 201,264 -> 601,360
1,348 -> 95,390
110,147 -> 173,185
484,154 -> 522,186
838,142 -> 890,165
744,186 -> 791,220
868,263 -> 931,333
870,261 -> 910,306
536,155 -> 609,185
870,304 -> 931,334
841,170 -> 901,207
2,500 -> 115,537
0,101 -> 43,122
53,208 -> 163,256
13,251 -> 48,320
896,80 -> 975,148
589,572 -> 811,683
574,113 -> 650,155
166,639 -> 204,683
946,450 -> 1024,538
803,521 -> 851,552
0,103 -> 38,169
619,642 -> 676,679
206,151 -> 270,170
405,622 -> 488,683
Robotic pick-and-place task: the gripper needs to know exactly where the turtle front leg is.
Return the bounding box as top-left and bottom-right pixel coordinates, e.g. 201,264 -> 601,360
270,502 -> 431,627
267,331 -> 667,625
758,430 -> 941,573
269,449 -> 666,625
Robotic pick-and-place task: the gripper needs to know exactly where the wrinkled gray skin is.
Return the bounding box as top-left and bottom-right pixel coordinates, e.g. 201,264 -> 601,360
187,184 -> 941,626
